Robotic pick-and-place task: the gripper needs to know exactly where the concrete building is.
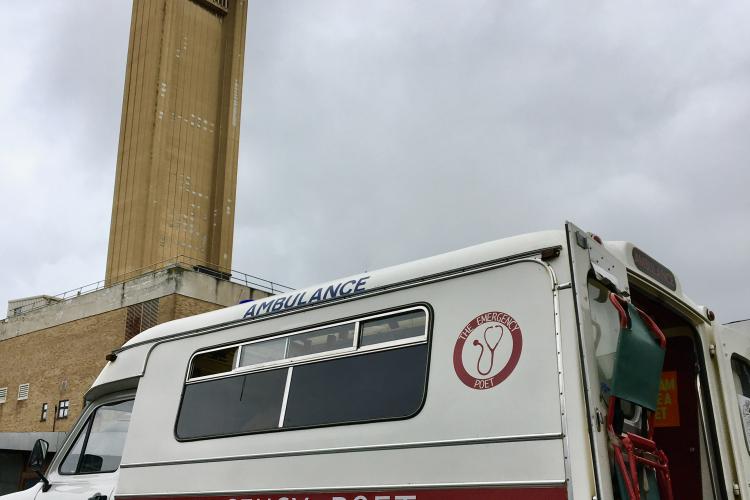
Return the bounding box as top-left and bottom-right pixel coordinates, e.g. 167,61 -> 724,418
0,0 -> 280,492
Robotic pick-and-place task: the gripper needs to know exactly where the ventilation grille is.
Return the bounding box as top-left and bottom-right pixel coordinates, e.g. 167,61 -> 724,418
193,0 -> 228,15
0,387 -> 6,403
125,299 -> 160,340
17,383 -> 29,401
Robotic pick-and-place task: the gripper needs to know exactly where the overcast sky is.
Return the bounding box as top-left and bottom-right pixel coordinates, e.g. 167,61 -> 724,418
0,1 -> 748,322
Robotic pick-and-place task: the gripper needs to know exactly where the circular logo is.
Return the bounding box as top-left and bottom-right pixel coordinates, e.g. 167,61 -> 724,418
453,311 -> 523,390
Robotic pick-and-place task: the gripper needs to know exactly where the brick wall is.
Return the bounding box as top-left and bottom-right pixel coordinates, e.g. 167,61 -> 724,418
174,295 -> 223,319
0,308 -> 127,433
0,293 -> 232,434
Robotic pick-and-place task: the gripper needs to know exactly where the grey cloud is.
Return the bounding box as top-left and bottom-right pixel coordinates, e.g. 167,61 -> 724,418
1,1 -> 748,323
236,0 -> 750,320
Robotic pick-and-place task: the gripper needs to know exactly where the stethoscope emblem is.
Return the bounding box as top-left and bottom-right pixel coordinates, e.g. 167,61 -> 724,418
472,325 -> 504,376
453,311 -> 523,390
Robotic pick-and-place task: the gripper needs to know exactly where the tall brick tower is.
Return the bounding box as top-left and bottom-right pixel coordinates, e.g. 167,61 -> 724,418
106,0 -> 248,285
0,4 -> 281,489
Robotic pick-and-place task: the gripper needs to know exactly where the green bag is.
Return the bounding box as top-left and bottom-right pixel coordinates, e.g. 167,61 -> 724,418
610,303 -> 665,411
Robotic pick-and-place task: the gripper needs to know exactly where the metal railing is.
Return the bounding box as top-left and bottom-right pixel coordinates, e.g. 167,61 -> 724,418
3,256 -> 292,320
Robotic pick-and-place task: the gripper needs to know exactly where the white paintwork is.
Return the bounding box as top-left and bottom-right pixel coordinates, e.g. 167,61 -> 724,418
566,224 -> 618,500
121,262 -> 561,474
6,223 -> 747,500
715,323 -> 750,498
121,231 -> 564,347
87,231 -> 565,398
118,440 -> 566,495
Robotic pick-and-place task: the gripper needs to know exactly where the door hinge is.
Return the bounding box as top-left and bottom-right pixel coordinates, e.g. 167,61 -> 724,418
733,482 -> 740,497
541,247 -> 561,261
575,231 -> 589,249
709,344 -> 717,357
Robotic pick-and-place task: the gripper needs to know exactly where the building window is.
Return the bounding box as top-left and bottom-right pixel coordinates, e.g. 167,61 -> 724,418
17,383 -> 29,401
0,387 -> 7,404
41,403 -> 48,421
58,400 -> 70,419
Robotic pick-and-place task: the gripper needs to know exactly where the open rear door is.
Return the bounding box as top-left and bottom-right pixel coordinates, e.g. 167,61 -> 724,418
566,222 -> 631,500
716,322 -> 750,498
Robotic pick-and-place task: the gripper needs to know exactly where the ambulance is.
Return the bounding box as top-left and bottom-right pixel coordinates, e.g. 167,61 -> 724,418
5,222 -> 750,500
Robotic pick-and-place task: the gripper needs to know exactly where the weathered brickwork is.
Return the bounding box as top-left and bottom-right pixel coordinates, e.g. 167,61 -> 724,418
0,308 -> 127,433
0,293 -> 242,435
174,295 -> 223,319
157,294 -> 177,325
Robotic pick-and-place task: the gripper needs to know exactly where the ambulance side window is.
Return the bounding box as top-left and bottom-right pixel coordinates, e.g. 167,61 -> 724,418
731,356 -> 750,454
176,306 -> 430,440
59,399 -> 134,475
283,345 -> 427,428
189,346 -> 236,378
178,368 -> 288,437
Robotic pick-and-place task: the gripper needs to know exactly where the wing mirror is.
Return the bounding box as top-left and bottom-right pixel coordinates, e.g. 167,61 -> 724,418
28,438 -> 51,492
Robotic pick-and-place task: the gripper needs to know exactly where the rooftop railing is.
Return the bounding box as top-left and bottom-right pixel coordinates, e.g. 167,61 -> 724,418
3,255 -> 292,320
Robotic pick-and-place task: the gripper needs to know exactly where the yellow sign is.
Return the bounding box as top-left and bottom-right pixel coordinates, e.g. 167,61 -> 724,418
655,371 -> 680,427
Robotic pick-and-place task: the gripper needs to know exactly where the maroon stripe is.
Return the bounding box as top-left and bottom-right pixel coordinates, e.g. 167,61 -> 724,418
120,486 -> 567,500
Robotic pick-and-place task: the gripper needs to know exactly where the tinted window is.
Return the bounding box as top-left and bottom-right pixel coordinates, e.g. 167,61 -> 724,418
287,323 -> 355,357
233,323 -> 355,373
360,310 -> 426,347
178,306 -> 430,440
176,368 -> 287,439
60,399 -> 133,475
283,345 -> 428,428
240,337 -> 287,367
190,347 -> 237,378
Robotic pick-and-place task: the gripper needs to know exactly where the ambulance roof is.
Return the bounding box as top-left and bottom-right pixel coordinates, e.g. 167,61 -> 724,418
121,229 -> 565,349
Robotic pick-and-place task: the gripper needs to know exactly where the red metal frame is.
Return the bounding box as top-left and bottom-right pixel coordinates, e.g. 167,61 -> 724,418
608,293 -> 666,348
606,293 -> 673,500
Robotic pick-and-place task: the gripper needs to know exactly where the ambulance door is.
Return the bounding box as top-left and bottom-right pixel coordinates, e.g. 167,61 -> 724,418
40,394 -> 134,500
566,222 -> 631,500
716,324 -> 750,497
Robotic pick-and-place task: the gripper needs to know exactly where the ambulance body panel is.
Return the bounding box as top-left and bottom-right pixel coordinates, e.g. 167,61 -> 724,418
118,256 -> 569,496
7,224 -> 748,500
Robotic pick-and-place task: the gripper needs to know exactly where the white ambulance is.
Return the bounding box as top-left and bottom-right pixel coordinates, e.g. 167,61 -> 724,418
5,222 -> 750,500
